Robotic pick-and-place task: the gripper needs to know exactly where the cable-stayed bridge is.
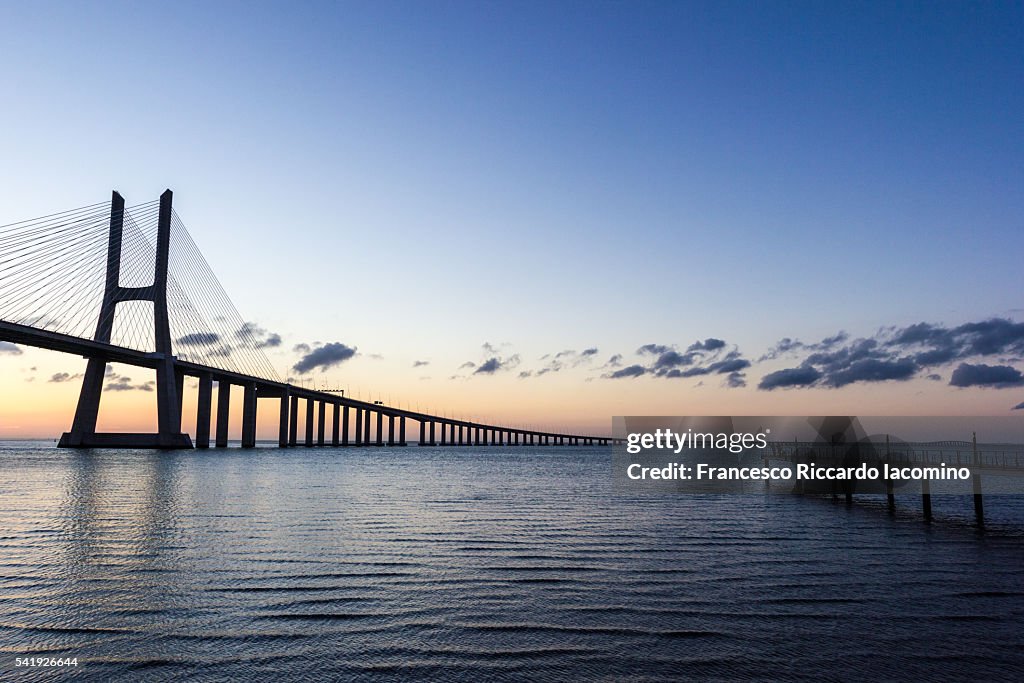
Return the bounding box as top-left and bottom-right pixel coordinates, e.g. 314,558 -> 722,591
0,190 -> 612,449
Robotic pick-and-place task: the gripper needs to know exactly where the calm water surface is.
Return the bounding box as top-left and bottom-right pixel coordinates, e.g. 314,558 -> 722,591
2,442 -> 1023,681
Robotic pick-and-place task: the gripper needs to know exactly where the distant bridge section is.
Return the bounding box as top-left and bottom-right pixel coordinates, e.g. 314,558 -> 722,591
0,190 -> 612,449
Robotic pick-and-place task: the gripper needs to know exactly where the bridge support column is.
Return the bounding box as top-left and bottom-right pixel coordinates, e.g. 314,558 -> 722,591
288,395 -> 298,446
317,401 -> 326,446
241,382 -> 257,448
419,420 -> 425,446
332,404 -> 340,446
399,416 -> 406,446
429,421 -> 436,446
440,422 -> 447,446
305,398 -> 314,447
278,388 -> 290,448
354,408 -> 362,446
342,406 -> 350,446
215,380 -> 230,447
375,412 -> 383,446
387,415 -> 395,446
196,372 -> 213,449
363,410 -> 371,446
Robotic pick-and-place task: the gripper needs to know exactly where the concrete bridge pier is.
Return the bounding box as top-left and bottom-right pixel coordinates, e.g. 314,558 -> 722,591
439,421 -> 447,446
332,404 -> 340,446
354,408 -> 363,446
363,410 -> 371,446
277,388 -> 289,448
304,398 -> 314,447
196,372 -> 213,448
399,416 -> 406,446
428,421 -> 436,446
342,406 -> 350,446
288,395 -> 299,447
216,380 -> 230,447
387,414 -> 395,446
419,420 -> 426,446
317,401 -> 326,446
241,382 -> 257,448
375,411 -> 384,446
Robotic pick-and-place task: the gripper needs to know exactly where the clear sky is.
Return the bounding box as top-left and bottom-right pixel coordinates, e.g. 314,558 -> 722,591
1,1 -> 1022,439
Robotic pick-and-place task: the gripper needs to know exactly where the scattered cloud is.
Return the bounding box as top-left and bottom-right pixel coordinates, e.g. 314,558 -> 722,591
0,342 -> 23,355
949,363 -> 1024,388
293,342 -> 358,374
607,339 -> 749,386
758,366 -> 823,390
413,360 -> 430,367
49,372 -> 83,383
237,322 -> 282,349
609,364 -> 646,379
105,371 -> 154,392
758,318 -> 1024,390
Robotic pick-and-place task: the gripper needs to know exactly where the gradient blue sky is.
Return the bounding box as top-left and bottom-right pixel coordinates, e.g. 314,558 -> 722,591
1,1 -> 1022,435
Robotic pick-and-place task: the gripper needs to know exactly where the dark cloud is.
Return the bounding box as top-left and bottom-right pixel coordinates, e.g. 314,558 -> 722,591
726,371 -> 747,388
949,363 -> 1024,388
758,318 -> 1024,390
105,373 -> 155,392
237,322 -> 282,349
581,348 -> 598,357
413,360 -> 430,367
827,358 -> 917,387
707,355 -> 751,374
49,372 -> 83,383
518,371 -> 533,379
457,351 -> 520,377
0,341 -> 24,355
293,343 -> 311,354
259,334 -> 282,349
475,358 -> 503,374
609,364 -> 646,379
293,342 -> 357,374
638,344 -> 671,355
177,332 -> 220,346
759,366 -> 823,390
687,338 -> 726,352
1014,401 -> 1024,410
758,332 -> 849,362
608,339 -> 749,387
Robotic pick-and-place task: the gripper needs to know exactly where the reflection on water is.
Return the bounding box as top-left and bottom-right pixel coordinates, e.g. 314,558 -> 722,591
2,442 -> 1024,681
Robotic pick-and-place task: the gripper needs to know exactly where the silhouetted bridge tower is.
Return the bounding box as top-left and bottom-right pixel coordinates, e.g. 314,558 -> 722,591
0,190 -> 612,449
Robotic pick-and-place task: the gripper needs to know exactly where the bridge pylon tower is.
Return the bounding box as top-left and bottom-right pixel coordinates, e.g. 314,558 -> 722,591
58,190 -> 193,449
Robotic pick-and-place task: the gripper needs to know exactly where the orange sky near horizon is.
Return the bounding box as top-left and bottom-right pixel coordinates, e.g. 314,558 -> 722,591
3,344 -> 1022,443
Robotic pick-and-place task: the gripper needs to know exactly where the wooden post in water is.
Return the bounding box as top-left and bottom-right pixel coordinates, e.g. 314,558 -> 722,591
885,435 -> 895,512
921,479 -> 932,522
972,432 -> 984,528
